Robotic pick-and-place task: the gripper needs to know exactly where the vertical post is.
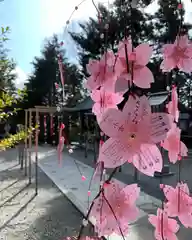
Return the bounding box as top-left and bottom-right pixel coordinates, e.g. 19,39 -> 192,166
35,108 -> 39,195
93,116 -> 97,164
134,168 -> 138,182
29,109 -> 32,184
84,114 -> 88,158
24,110 -> 28,176
79,112 -> 82,146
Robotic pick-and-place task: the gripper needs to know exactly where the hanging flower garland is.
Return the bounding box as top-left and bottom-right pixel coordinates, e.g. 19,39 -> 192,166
59,0 -> 192,240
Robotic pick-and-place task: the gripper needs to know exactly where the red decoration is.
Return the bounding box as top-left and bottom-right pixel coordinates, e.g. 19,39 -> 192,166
178,3 -> 182,9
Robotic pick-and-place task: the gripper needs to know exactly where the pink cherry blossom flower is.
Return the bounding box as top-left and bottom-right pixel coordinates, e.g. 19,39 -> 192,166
160,35 -> 192,73
91,181 -> 140,237
166,86 -> 179,122
115,39 -> 154,91
149,208 -> 179,240
57,136 -> 65,164
85,50 -> 117,91
161,124 -> 188,163
91,88 -> 123,120
97,95 -> 173,176
163,183 -> 192,228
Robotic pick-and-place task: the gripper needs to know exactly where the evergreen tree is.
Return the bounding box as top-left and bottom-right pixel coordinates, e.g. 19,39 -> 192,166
24,35 -> 83,109
0,27 -> 16,92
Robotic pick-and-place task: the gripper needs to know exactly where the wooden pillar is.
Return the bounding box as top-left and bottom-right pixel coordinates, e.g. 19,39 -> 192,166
29,109 -> 32,184
84,114 -> 88,158
79,112 -> 83,146
35,108 -> 39,195
24,110 -> 28,176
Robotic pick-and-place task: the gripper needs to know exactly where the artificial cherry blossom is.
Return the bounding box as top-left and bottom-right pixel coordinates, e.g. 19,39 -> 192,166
115,39 -> 154,91
149,208 -> 180,240
57,136 -> 65,164
163,183 -> 192,228
85,50 -> 117,91
166,85 -> 179,122
91,87 -> 123,120
161,124 -> 188,163
97,95 -> 173,176
91,181 -> 140,237
160,35 -> 192,73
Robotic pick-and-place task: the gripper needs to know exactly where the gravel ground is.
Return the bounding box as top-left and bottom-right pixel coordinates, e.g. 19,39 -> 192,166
0,153 -> 95,240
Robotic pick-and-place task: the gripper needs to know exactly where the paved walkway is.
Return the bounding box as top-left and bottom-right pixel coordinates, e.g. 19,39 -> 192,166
69,147 -> 192,200
29,146 -> 192,240
0,149 -> 95,240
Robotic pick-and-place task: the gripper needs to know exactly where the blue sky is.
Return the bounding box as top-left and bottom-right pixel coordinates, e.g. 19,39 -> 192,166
1,0 -> 192,88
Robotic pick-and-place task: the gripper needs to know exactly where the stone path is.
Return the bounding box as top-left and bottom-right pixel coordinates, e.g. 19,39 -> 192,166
69,147 -> 192,200
30,146 -> 192,240
0,149 -> 95,240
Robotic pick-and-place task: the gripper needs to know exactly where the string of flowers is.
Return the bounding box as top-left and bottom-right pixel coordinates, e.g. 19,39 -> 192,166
59,0 -> 192,240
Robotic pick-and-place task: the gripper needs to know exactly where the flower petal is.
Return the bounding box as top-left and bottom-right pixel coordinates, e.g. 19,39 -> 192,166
160,58 -> 176,72
123,206 -> 139,222
90,89 -> 101,102
114,76 -> 129,94
103,76 -> 116,92
179,213 -> 192,228
163,185 -> 175,202
168,218 -> 180,233
165,231 -> 178,240
168,150 -> 178,164
131,144 -> 163,176
133,66 -> 154,88
148,214 -> 158,227
122,184 -> 140,205
178,58 -> 192,73
162,44 -> 175,57
177,35 -> 189,48
118,39 -> 133,58
150,113 -> 173,143
135,43 -> 153,66
111,92 -> 124,105
85,76 -> 100,91
86,59 -> 100,75
99,108 -> 127,138
180,141 -> 188,157
92,102 -> 102,116
123,95 -> 151,126
98,138 -> 131,168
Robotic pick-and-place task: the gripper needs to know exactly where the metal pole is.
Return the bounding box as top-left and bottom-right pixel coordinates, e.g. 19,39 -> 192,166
24,110 -> 28,176
29,110 -> 32,184
35,109 -> 39,195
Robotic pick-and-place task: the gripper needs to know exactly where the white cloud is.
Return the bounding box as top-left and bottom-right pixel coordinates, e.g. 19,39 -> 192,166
14,66 -> 28,89
39,0 -> 192,42
39,0 -> 114,38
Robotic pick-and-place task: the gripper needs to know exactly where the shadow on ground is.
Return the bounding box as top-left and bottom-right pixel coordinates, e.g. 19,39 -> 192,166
0,161 -> 96,240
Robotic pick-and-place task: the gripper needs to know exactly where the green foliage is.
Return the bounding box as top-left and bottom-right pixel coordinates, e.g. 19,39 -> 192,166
0,87 -> 29,151
0,127 -> 32,151
0,88 -> 27,120
0,26 -> 16,91
0,22 -> 27,150
0,26 -> 10,42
